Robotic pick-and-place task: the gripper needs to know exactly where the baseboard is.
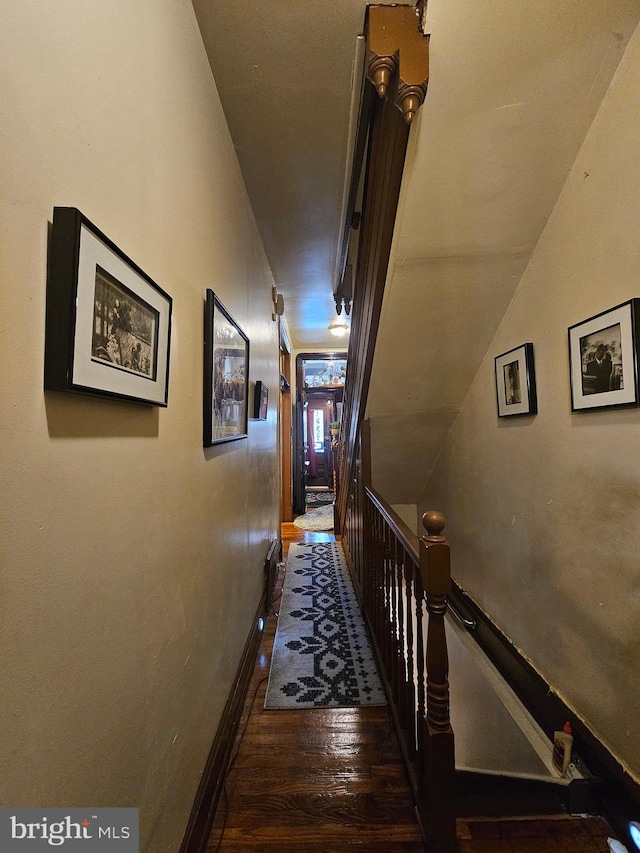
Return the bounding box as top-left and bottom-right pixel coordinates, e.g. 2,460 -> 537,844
455,771 -> 567,818
449,581 -> 640,843
265,538 -> 282,614
179,592 -> 267,853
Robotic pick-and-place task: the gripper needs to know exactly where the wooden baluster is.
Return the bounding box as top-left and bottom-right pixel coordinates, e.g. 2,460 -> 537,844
388,528 -> 397,690
369,495 -> 378,633
363,493 -> 373,625
414,560 -> 426,771
363,496 -> 373,631
374,515 -> 385,655
379,522 -> 389,680
419,511 -> 456,853
385,524 -> 400,688
404,544 -> 417,755
395,535 -> 407,732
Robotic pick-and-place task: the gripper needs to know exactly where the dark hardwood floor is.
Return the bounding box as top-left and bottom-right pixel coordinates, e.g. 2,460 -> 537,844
206,525 -> 619,852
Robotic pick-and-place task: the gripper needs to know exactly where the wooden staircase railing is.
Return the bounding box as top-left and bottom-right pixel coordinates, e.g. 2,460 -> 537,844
330,11 -> 454,847
351,485 -> 456,852
334,5 -> 429,540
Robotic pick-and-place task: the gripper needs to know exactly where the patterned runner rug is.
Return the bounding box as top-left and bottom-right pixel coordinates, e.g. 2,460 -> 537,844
264,541 -> 386,709
305,489 -> 335,507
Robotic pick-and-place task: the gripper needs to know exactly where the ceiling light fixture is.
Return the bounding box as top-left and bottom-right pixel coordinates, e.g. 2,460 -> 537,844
328,316 -> 349,337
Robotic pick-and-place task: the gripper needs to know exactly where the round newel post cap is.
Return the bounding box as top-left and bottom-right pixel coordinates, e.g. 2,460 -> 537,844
422,510 -> 446,541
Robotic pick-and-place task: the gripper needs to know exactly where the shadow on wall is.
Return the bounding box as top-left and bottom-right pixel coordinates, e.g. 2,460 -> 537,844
45,392 -> 159,439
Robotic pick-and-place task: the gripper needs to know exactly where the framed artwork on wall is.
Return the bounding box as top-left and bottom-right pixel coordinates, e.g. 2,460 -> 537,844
203,289 -> 249,446
44,207 -> 172,406
568,299 -> 640,411
254,381 -> 269,420
494,343 -> 537,417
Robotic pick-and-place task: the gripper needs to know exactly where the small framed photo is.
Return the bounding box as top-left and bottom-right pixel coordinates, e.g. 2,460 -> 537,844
494,343 -> 537,417
203,289 -> 249,446
254,381 -> 269,420
45,207 -> 172,406
568,299 -> 640,411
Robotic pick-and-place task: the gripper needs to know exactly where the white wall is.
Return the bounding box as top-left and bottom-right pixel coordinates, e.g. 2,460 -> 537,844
421,24 -> 640,780
391,505 -> 419,536
0,2 -> 279,850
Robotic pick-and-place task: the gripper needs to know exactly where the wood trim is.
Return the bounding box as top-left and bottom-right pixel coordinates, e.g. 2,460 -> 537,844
179,593 -> 267,853
280,343 -> 293,522
278,316 -> 291,354
449,581 -> 640,840
294,352 -> 347,512
335,54 -> 372,313
367,5 -> 430,124
334,6 -> 429,536
336,79 -> 410,534
294,352 -> 348,401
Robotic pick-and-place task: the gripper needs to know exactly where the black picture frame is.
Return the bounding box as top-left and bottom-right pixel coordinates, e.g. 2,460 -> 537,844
568,299 -> 640,411
494,343 -> 537,417
44,207 -> 172,406
203,290 -> 249,446
254,381 -> 268,420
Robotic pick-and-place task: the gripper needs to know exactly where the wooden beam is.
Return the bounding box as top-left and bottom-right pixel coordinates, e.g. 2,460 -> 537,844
336,6 -> 429,535
368,4 -> 430,124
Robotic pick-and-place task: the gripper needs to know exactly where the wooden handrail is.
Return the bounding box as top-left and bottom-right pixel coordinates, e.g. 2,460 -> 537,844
365,484 -> 419,555
331,13 -> 454,847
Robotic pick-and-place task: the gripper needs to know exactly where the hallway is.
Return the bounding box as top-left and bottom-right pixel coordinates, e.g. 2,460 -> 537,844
206,525 -> 619,852
207,526 -> 425,851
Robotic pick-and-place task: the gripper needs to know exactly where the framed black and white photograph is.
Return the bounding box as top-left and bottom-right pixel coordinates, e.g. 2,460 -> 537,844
568,299 -> 640,411
45,207 -> 172,406
254,381 -> 269,420
203,289 -> 249,446
494,343 -> 537,417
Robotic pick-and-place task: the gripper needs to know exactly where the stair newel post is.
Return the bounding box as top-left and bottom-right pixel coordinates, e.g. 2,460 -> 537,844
419,510 -> 456,853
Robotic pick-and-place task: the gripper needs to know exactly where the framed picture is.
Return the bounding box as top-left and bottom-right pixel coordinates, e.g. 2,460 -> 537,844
254,381 -> 269,420
203,289 -> 249,446
494,343 -> 537,417
44,207 -> 172,406
568,299 -> 640,411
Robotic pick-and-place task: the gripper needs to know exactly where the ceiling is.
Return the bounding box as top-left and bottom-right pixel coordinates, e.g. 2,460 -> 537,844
192,0 -> 370,349
193,0 -> 640,500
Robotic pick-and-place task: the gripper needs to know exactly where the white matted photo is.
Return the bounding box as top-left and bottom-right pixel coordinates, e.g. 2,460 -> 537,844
568,300 -> 640,411
494,343 -> 537,418
45,207 -> 172,406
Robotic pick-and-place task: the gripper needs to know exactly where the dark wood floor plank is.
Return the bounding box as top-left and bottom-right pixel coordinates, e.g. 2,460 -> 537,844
217,824 -> 423,843
220,792 -> 418,822
209,839 -> 426,852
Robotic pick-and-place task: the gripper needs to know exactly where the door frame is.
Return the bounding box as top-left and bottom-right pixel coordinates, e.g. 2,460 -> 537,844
279,321 -> 293,522
293,352 -> 347,514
